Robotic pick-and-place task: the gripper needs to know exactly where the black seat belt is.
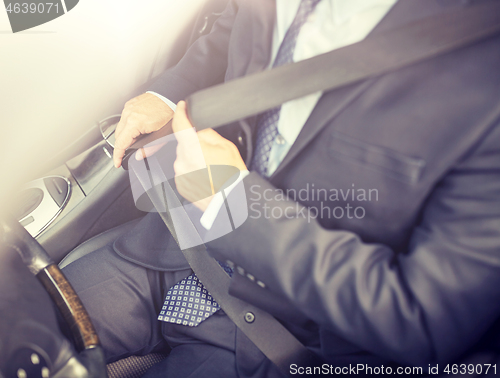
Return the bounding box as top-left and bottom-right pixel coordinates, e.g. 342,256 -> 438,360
132,158 -> 324,375
128,3 -> 500,376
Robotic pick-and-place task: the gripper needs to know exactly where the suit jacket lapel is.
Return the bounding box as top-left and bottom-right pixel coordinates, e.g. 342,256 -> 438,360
231,0 -> 276,143
245,0 -> 276,76
269,79 -> 375,180
227,0 -> 276,81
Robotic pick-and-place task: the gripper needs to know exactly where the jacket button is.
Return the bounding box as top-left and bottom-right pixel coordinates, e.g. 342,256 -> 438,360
225,260 -> 235,270
256,280 -> 266,289
237,131 -> 245,146
244,312 -> 255,323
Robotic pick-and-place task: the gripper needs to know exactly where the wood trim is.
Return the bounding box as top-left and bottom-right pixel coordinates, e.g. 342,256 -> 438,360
37,264 -> 100,350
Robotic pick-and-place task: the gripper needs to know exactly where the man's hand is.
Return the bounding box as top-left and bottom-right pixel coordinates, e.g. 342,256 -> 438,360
113,93 -> 174,168
173,101 -> 247,211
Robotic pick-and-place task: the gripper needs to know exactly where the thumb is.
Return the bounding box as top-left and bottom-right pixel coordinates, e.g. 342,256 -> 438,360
197,128 -> 223,144
172,101 -> 205,169
172,101 -> 193,134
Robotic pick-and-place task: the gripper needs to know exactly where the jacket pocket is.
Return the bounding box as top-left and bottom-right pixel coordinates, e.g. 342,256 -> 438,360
329,131 -> 426,184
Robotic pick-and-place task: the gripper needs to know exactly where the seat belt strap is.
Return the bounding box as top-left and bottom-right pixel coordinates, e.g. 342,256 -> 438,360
185,1 -> 500,131
131,159 -> 323,377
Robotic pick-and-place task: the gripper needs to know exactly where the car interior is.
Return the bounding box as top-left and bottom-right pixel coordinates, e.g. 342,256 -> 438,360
0,0 -> 230,377
2,1 -> 500,377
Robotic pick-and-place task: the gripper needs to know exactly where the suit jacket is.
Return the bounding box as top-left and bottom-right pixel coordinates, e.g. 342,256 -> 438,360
115,0 -> 500,368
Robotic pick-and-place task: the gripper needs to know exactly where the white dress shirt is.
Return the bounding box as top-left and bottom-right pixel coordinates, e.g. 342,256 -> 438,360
149,0 -> 397,229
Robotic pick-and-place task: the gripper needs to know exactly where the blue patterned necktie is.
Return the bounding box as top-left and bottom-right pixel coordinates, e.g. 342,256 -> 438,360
159,0 -> 322,327
158,263 -> 233,327
251,0 -> 321,176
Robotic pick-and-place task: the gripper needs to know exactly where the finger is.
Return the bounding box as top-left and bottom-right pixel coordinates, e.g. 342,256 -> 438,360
172,101 -> 208,172
112,112 -> 129,168
113,124 -> 141,168
114,110 -> 129,141
113,143 -> 134,169
172,102 -> 198,153
197,128 -> 224,144
172,101 -> 193,134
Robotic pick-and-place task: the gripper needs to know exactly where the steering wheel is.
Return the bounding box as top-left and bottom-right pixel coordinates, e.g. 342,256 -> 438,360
0,215 -> 107,378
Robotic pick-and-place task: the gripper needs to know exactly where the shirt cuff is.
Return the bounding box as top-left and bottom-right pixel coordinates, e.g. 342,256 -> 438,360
200,170 -> 250,230
146,91 -> 177,112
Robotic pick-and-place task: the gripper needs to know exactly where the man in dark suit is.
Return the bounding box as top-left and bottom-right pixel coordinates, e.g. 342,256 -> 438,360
62,0 -> 500,376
